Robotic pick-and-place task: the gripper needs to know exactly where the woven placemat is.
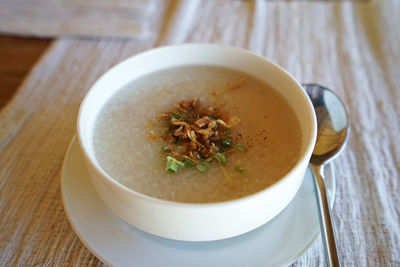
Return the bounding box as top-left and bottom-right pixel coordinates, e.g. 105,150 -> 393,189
0,0 -> 399,266
0,0 -> 164,39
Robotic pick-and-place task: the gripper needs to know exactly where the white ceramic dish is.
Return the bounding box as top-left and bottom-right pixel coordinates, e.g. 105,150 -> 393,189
62,137 -> 335,267
77,44 -> 317,241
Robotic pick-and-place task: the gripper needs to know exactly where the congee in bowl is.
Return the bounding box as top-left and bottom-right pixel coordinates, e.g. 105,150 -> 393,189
77,44 -> 316,241
93,65 -> 302,203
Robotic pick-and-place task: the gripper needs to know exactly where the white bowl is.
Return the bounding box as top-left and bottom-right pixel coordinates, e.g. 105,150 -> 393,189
77,44 -> 317,242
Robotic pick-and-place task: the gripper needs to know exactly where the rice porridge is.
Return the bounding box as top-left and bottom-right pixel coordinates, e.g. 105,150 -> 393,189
93,65 -> 302,203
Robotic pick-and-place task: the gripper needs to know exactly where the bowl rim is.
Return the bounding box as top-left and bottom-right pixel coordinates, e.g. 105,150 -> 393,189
77,43 -> 317,208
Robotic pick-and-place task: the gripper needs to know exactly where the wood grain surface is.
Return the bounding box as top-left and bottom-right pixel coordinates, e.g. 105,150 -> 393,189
0,0 -> 399,266
0,36 -> 51,109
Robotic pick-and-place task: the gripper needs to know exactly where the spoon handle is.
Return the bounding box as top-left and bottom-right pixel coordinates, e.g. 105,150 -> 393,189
310,164 -> 341,267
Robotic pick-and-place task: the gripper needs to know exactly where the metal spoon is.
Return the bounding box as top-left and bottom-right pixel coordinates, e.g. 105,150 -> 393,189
303,84 -> 350,267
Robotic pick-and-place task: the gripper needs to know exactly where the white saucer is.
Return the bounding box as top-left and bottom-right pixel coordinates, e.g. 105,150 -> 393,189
61,137 -> 335,267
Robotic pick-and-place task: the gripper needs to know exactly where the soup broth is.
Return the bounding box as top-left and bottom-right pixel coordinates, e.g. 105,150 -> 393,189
93,66 -> 302,203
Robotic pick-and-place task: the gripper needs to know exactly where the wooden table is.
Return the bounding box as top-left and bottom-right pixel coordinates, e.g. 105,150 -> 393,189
0,36 -> 51,109
0,1 -> 399,266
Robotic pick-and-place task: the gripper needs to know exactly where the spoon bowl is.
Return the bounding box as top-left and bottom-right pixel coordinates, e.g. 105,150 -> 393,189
305,84 -> 350,165
303,84 -> 350,267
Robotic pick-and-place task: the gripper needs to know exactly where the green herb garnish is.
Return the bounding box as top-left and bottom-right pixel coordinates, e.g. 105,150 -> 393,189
221,139 -> 232,149
214,153 -> 226,165
172,112 -> 187,120
205,157 -> 214,162
166,161 -> 179,173
183,158 -> 197,167
161,145 -> 169,152
236,144 -> 246,151
235,166 -> 245,173
165,156 -> 185,173
196,162 -> 208,172
224,130 -> 232,135
167,156 -> 185,166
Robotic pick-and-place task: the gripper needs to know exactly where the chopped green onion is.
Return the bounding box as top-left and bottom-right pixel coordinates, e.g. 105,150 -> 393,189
214,153 -> 226,165
196,162 -> 208,172
172,112 -> 187,120
183,158 -> 196,167
224,130 -> 232,135
205,157 -> 214,162
161,145 -> 168,152
166,161 -> 179,173
165,156 -> 185,173
235,166 -> 245,173
167,156 -> 185,166
221,139 -> 232,149
236,144 -> 246,151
